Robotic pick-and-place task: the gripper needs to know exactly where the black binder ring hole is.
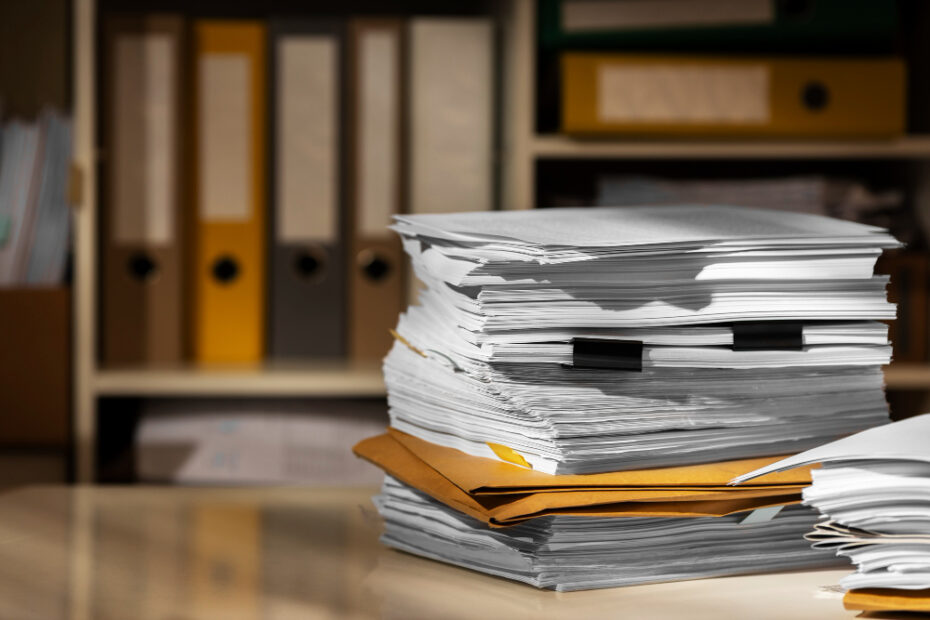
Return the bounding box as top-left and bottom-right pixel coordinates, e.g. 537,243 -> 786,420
294,249 -> 325,282
127,253 -> 158,282
211,255 -> 240,284
801,81 -> 829,111
358,249 -> 391,282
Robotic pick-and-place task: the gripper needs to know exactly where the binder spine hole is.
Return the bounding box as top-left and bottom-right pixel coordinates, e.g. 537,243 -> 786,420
293,250 -> 325,283
358,250 -> 391,282
211,256 -> 240,284
801,82 -> 829,111
127,253 -> 159,283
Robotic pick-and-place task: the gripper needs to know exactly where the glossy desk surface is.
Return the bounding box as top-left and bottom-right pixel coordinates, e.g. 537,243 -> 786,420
0,485 -> 864,619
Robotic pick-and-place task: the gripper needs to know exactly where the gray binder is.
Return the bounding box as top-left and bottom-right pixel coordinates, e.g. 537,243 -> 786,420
268,19 -> 346,358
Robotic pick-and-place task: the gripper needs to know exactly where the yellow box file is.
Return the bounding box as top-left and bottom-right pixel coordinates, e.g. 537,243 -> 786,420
561,53 -> 906,137
190,21 -> 267,362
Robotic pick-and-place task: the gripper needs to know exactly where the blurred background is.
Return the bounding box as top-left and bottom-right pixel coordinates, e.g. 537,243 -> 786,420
1,0 -> 929,490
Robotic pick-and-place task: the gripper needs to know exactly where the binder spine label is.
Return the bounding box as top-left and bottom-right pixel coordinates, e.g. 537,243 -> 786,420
598,64 -> 770,124
572,338 -> 643,371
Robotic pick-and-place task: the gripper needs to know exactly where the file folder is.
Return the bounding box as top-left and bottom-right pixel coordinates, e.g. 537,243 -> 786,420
268,20 -> 345,359
561,54 -> 906,137
102,15 -> 186,365
190,21 -> 266,363
539,0 -> 898,53
408,18 -> 494,301
347,19 -> 405,361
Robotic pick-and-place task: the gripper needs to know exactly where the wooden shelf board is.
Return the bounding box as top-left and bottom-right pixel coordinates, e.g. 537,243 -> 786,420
884,363 -> 930,390
92,362 -> 385,397
532,135 -> 930,159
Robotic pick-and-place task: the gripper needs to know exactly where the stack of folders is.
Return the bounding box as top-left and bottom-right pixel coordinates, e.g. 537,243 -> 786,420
353,205 -> 900,590
101,15 -> 494,365
734,414 -> 930,614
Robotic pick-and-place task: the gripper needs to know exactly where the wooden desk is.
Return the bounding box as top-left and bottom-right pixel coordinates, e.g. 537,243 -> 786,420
0,486 -> 861,619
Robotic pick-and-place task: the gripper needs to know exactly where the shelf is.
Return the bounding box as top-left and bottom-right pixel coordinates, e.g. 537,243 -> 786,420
884,363 -> 930,390
92,362 -> 385,397
532,135 -> 930,160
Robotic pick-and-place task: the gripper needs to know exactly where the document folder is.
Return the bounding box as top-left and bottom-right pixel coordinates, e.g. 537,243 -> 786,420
562,54 -> 906,137
102,15 -> 186,365
190,21 -> 267,363
353,432 -> 801,526
347,19 -> 406,361
268,20 -> 346,359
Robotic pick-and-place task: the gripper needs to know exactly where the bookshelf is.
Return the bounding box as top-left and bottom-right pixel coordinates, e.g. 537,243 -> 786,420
72,0 -> 930,482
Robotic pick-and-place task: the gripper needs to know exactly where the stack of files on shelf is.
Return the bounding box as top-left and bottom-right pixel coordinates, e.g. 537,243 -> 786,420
136,399 -> 386,485
354,430 -> 838,591
733,413 -> 930,614
386,205 -> 899,475
0,110 -> 72,287
97,12 -> 496,365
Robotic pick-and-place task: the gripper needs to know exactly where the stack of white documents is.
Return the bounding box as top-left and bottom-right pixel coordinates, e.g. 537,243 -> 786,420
375,475 -> 832,592
734,414 -> 930,612
386,206 -> 899,474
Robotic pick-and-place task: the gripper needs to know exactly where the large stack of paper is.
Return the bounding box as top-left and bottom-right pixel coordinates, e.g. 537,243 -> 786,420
354,205 -> 899,590
387,206 -> 898,474
733,414 -> 930,614
355,430 -> 835,591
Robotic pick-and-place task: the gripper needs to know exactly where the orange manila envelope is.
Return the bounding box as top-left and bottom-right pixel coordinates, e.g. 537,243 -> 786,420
843,589 -> 930,613
387,428 -> 812,495
353,433 -> 800,526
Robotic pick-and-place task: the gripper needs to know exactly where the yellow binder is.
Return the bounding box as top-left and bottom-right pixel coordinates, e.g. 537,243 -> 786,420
561,53 -> 906,138
190,21 -> 266,362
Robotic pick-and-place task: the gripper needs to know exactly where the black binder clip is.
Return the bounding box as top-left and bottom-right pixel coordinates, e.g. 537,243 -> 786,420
732,322 -> 803,351
571,338 -> 643,371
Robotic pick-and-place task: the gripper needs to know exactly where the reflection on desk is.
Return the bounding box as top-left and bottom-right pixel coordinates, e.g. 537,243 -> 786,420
0,486 -> 857,619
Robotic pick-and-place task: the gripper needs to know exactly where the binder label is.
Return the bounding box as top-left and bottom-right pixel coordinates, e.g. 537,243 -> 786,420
598,64 -> 770,124
199,54 -> 252,221
113,33 -> 176,244
277,36 -> 338,243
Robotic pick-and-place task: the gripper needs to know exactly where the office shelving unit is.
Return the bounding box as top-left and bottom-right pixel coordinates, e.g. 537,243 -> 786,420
72,0 -> 930,482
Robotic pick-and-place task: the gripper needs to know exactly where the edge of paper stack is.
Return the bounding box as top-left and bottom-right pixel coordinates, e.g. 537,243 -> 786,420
735,413 -> 930,613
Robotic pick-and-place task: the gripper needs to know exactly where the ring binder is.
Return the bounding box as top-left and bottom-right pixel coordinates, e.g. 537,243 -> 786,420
571,338 -> 644,371
732,322 -> 804,351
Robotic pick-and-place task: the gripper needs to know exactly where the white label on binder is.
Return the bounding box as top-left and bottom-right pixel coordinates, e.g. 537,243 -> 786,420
277,36 -> 338,244
358,30 -> 399,239
410,19 -> 493,215
562,0 -> 773,32
113,34 -> 175,244
598,64 -> 769,124
199,54 -> 252,221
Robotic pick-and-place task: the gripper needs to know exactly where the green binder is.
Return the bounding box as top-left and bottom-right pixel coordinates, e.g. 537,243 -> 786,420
538,0 -> 898,53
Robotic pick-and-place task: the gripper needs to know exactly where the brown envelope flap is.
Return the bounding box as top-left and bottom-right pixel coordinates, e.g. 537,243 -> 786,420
487,486 -> 803,523
388,428 -> 813,494
354,433 -> 800,528
353,433 -> 494,524
494,495 -> 801,526
843,589 -> 930,613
